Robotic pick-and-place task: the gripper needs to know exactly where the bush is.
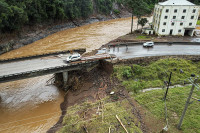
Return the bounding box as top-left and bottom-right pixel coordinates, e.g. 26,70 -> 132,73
113,9 -> 120,15
197,20 -> 200,25
122,68 -> 132,79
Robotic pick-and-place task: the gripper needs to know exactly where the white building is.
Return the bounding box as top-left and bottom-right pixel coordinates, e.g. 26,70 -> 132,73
152,0 -> 200,36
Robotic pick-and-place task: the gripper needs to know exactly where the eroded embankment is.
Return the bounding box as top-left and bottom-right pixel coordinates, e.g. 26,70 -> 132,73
48,60 -> 149,133
48,60 -> 114,132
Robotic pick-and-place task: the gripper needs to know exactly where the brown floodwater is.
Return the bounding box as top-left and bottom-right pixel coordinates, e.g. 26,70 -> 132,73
0,17 -> 149,133
0,17 -> 136,60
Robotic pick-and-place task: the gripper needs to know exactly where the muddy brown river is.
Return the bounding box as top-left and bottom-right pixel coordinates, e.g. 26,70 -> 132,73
0,17 -> 147,133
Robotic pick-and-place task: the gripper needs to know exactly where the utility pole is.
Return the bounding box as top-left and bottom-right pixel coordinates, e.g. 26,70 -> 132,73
164,72 -> 172,101
177,78 -> 198,130
131,13 -> 134,33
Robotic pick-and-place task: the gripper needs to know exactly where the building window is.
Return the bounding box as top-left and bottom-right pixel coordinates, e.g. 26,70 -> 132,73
193,9 -> 196,13
166,9 -> 169,13
174,9 -> 178,13
173,16 -> 176,19
171,22 -> 175,26
191,16 -> 194,19
178,30 -> 181,33
162,29 -> 165,32
183,9 -> 186,13
163,22 -> 167,25
189,23 -> 192,26
181,16 -> 185,19
180,23 -> 183,26
164,16 -> 168,19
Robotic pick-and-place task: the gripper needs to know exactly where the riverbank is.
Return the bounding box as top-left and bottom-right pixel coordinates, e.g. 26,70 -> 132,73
0,11 -> 131,56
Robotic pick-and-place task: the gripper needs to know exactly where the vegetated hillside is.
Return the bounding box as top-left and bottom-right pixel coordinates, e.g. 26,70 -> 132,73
0,0 -> 160,33
114,58 -> 200,132
114,58 -> 200,93
0,0 -> 199,33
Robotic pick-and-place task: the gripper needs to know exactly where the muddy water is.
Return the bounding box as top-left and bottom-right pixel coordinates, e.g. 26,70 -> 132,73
0,17 -> 145,133
0,17 -> 138,60
0,75 -> 64,133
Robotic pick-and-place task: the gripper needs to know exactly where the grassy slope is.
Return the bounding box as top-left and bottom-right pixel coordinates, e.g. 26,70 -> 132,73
114,58 -> 200,93
134,86 -> 200,133
58,98 -> 142,133
114,58 -> 200,132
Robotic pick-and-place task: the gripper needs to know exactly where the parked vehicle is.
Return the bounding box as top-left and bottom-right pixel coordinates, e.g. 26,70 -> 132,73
143,42 -> 154,47
66,54 -> 81,62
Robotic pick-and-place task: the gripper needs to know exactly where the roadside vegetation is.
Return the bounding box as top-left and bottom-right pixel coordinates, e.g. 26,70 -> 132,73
113,58 -> 200,93
135,86 -> 200,133
113,58 -> 200,132
197,20 -> 200,25
58,98 -> 142,133
136,35 -> 151,40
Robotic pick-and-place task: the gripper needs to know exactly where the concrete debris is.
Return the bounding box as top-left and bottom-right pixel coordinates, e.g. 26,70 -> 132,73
110,91 -> 115,95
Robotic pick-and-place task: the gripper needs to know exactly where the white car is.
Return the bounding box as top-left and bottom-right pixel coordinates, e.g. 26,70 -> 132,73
66,54 -> 81,62
143,42 -> 154,47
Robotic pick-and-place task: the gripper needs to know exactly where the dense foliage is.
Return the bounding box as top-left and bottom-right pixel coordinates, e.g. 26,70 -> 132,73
1,0 -> 199,33
0,0 -> 93,32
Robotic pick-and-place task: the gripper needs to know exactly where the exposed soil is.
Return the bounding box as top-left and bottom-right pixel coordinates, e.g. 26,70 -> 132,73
48,60 -> 165,133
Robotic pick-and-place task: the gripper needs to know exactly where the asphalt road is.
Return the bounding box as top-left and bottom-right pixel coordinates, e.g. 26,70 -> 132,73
0,56 -> 68,76
0,54 -> 110,77
100,44 -> 200,59
1,44 -> 200,77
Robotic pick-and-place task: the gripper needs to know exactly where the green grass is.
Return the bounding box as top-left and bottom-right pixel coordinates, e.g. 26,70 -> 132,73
136,35 -> 151,40
113,58 -> 200,93
134,86 -> 200,133
58,99 -> 142,133
197,20 -> 200,25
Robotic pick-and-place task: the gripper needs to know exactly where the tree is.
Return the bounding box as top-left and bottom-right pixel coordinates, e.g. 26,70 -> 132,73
124,0 -> 151,33
138,18 -> 148,29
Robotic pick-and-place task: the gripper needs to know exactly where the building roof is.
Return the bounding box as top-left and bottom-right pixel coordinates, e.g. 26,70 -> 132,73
159,0 -> 195,6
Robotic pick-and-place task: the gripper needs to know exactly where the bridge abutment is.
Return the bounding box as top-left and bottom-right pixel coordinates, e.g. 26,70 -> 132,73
62,71 -> 68,86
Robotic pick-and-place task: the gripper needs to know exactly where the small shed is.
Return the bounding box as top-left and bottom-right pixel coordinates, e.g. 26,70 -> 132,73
142,27 -> 154,35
